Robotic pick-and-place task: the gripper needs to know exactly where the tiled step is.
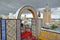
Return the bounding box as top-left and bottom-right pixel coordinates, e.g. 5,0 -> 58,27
28,36 -> 35,40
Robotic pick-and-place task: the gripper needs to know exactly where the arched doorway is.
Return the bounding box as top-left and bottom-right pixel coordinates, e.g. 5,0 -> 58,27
17,5 -> 38,39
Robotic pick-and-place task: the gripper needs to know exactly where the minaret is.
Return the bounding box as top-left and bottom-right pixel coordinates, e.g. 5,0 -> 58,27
43,3 -> 51,25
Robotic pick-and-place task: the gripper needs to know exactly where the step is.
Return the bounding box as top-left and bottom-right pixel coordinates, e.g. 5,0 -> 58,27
28,36 -> 35,40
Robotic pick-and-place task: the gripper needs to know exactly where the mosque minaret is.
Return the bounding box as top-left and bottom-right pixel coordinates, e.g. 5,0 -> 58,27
43,4 -> 51,25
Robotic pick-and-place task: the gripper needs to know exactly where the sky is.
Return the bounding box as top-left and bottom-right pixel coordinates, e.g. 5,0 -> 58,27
0,0 -> 60,18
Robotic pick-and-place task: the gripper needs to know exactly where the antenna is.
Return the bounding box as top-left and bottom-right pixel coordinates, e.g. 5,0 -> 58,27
45,0 -> 49,9
46,0 -> 49,5
46,0 -> 49,23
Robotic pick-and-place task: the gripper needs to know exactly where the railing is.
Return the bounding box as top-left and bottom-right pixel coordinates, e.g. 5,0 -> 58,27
38,28 -> 60,40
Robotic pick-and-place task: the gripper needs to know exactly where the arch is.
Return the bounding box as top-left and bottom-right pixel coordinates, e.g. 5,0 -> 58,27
17,5 -> 38,19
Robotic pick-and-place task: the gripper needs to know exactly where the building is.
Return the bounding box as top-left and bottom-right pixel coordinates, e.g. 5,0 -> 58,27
51,19 -> 60,27
43,4 -> 51,25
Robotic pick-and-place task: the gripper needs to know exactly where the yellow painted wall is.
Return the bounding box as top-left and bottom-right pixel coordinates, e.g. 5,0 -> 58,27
38,30 -> 60,40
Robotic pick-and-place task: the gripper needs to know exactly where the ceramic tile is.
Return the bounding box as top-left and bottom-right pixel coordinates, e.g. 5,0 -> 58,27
6,20 -> 16,40
2,20 -> 6,40
0,20 -> 2,40
16,20 -> 21,40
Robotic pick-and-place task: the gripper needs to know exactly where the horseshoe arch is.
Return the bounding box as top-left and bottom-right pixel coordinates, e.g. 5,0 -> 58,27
17,5 -> 38,19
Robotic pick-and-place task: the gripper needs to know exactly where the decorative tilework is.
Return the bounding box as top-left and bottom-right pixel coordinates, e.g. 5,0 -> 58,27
16,20 -> 21,40
2,20 -> 6,40
31,19 -> 37,37
6,20 -> 16,40
0,19 -> 2,40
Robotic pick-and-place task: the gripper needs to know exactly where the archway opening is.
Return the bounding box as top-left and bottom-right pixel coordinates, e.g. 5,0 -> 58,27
17,5 -> 38,19
17,5 -> 38,40
20,10 -> 33,19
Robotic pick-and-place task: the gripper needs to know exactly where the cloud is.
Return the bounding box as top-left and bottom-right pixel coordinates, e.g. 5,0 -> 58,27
37,8 -> 44,13
8,13 -> 16,19
0,0 -> 60,15
5,6 -> 60,19
51,7 -> 60,17
0,2 -> 16,9
12,7 -> 60,19
37,7 -> 60,19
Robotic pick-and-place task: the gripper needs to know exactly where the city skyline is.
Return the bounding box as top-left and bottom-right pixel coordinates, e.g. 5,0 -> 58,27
0,0 -> 60,18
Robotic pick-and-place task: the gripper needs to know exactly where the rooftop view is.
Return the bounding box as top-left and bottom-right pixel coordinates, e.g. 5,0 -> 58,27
0,0 -> 60,40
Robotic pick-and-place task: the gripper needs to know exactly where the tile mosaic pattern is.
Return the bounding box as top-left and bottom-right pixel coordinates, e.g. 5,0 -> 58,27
16,20 -> 21,40
2,20 -> 6,40
6,20 -> 16,40
31,19 -> 37,37
0,20 -> 2,40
